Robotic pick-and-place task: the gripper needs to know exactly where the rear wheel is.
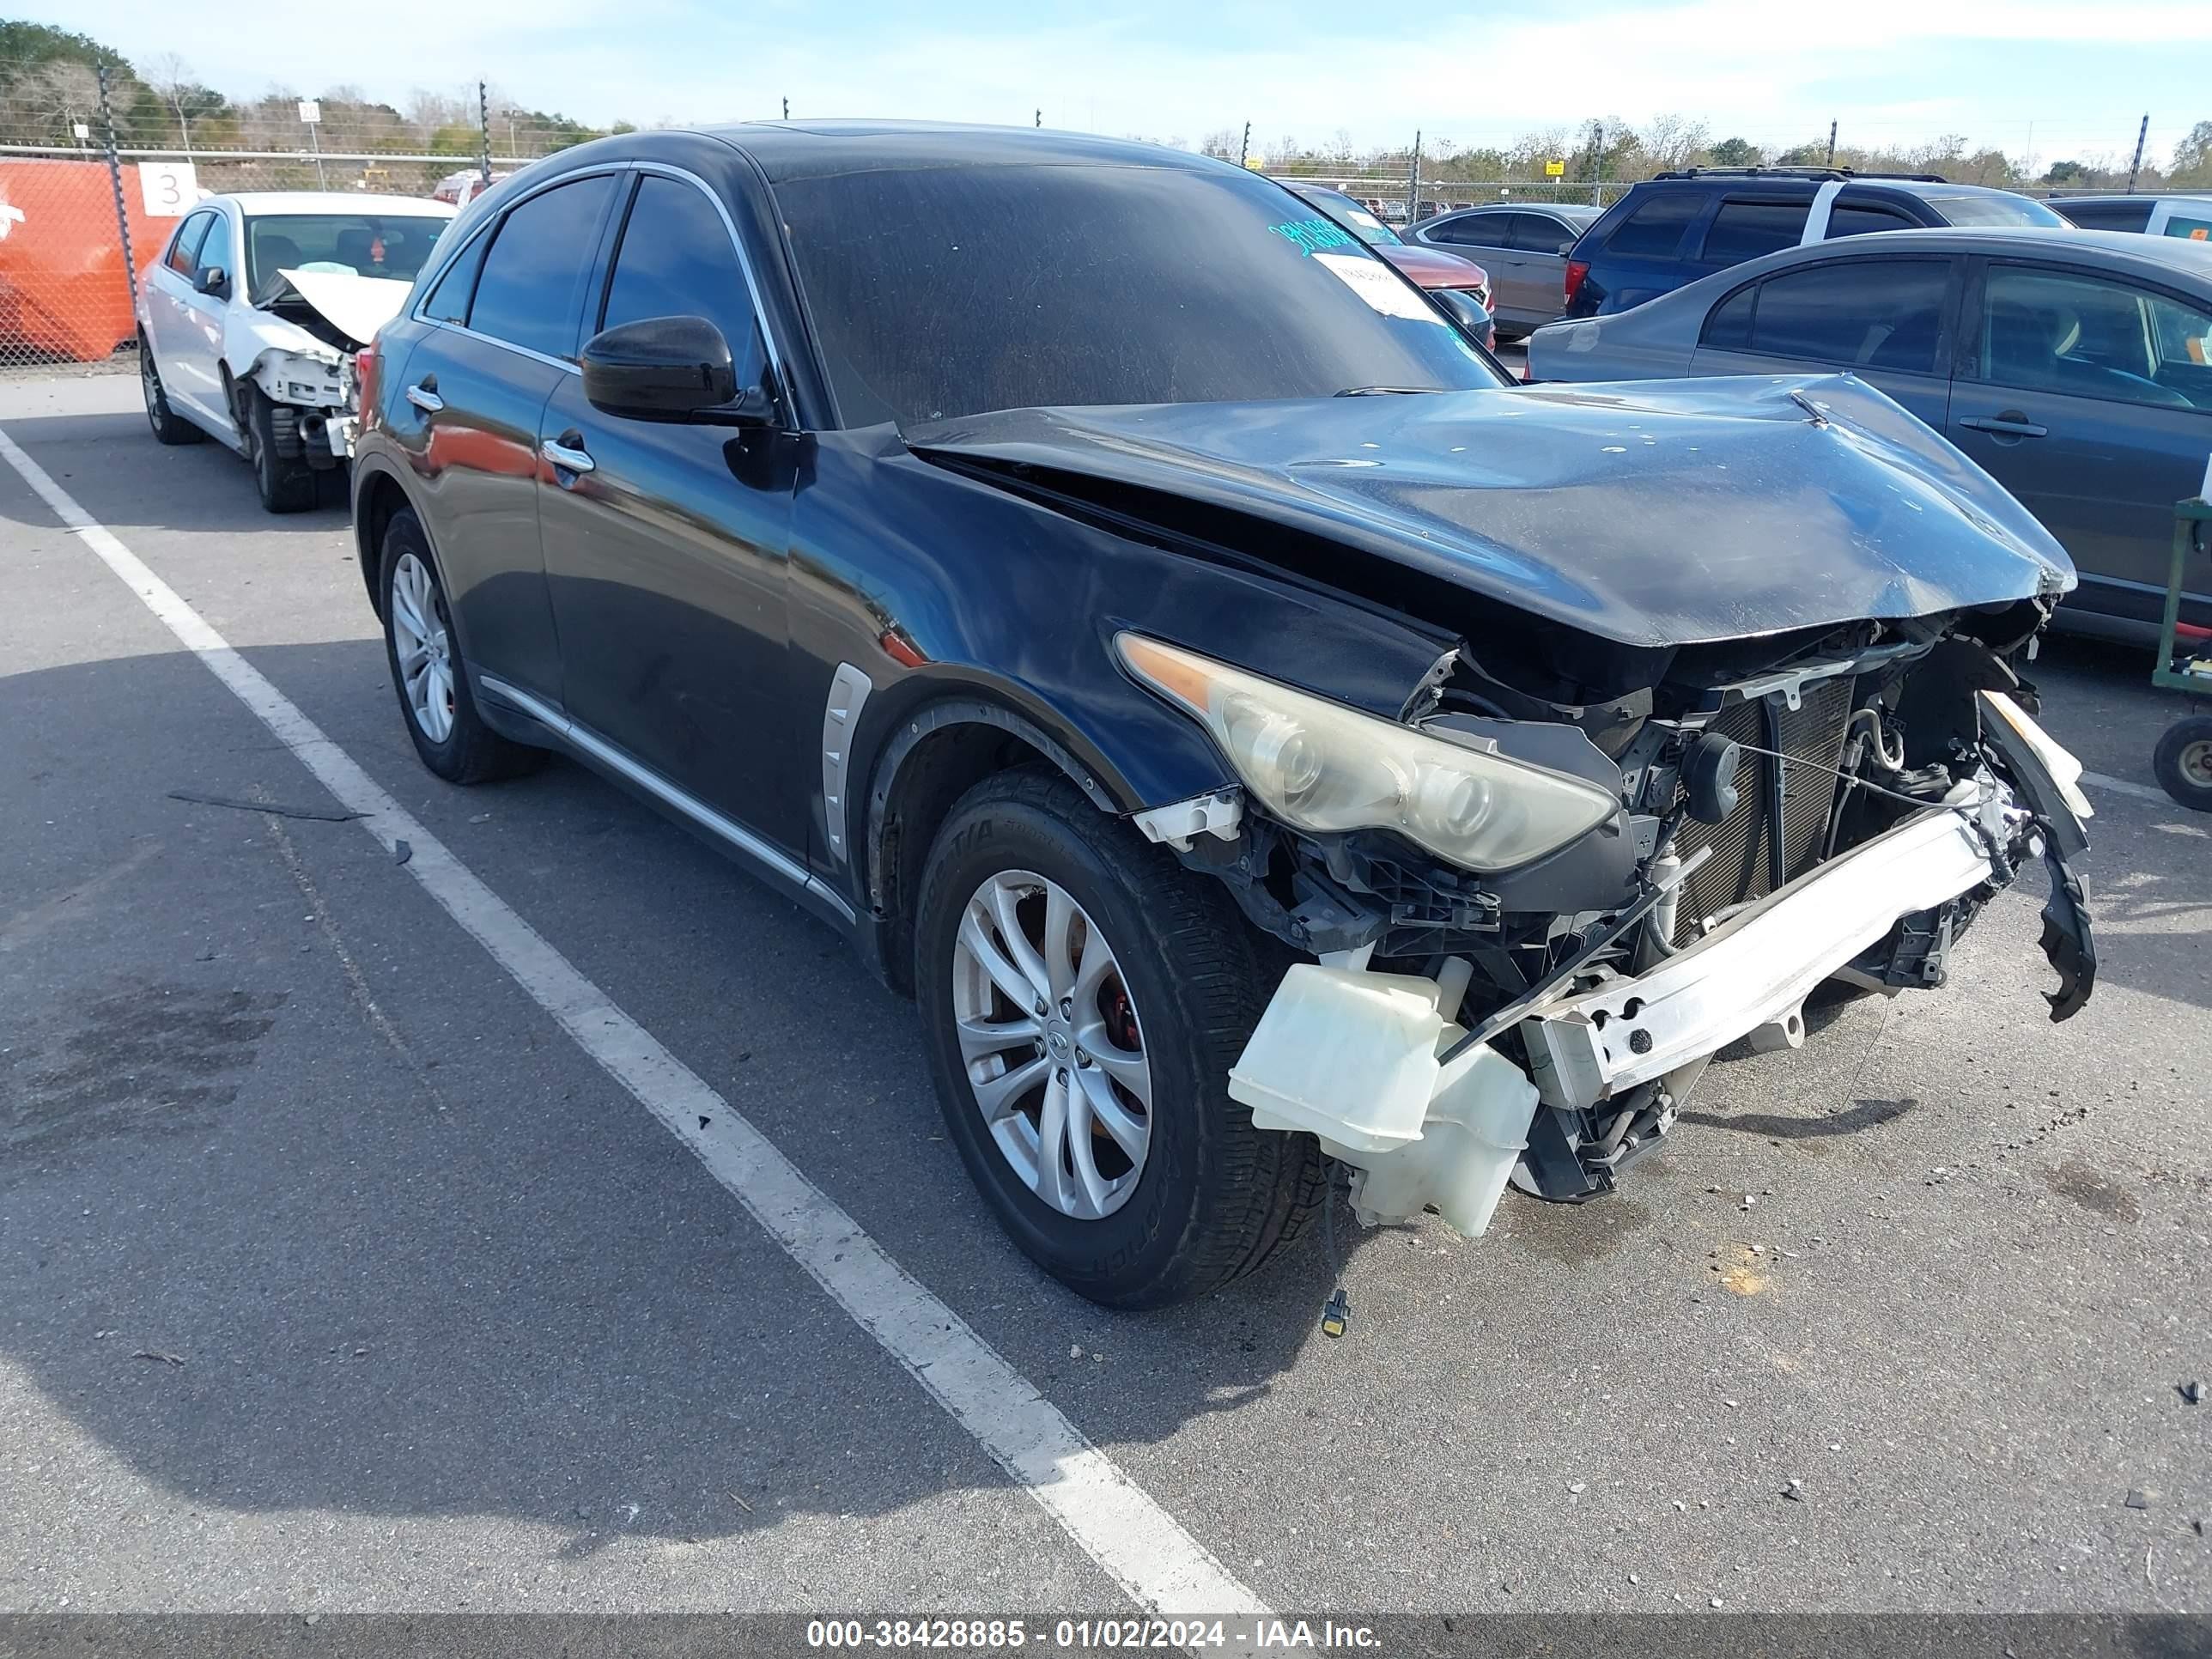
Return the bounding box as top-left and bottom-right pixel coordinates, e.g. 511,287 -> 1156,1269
244,386 -> 317,514
2153,715 -> 2212,812
379,509 -> 543,784
915,770 -> 1322,1308
139,334 -> 203,446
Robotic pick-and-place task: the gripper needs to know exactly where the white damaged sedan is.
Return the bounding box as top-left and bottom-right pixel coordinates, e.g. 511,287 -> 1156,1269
136,191 -> 455,511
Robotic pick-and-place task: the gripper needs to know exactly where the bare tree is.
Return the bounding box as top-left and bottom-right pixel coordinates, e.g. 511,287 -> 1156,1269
1639,113 -> 1709,172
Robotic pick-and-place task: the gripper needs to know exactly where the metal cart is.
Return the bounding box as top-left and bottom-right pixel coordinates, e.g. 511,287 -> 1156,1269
2151,496 -> 2212,811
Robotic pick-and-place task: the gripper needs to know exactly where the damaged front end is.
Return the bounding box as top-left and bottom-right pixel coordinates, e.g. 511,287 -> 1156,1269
1127,604 -> 2096,1237
227,268 -> 412,467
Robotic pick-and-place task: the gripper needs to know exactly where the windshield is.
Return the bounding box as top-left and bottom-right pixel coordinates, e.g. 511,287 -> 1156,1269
1297,187 -> 1404,246
1922,191 -> 2067,228
244,213 -> 451,295
776,162 -> 1500,426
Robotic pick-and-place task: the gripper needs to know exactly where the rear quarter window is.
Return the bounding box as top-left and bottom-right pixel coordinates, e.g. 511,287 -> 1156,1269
1700,199 -> 1808,264
1601,191 -> 1704,258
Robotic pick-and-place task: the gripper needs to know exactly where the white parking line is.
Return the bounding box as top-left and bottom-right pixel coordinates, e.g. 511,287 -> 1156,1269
2081,769 -> 2176,806
0,427 -> 1270,1628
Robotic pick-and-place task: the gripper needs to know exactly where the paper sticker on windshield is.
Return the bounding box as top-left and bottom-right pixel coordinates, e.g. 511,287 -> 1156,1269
1313,252 -> 1437,321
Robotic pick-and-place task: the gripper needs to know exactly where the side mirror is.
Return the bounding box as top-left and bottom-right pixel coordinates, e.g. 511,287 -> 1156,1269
195,265 -> 228,297
581,314 -> 765,424
1431,286 -> 1492,343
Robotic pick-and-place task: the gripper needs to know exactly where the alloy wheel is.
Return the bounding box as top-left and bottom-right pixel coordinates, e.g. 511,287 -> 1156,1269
950,869 -> 1153,1220
388,551 -> 456,744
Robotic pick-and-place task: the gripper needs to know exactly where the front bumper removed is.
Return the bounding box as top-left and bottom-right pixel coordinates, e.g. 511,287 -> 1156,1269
1229,752 -> 2094,1234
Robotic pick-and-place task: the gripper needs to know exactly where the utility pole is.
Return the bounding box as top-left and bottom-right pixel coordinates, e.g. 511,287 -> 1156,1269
1034,108 -> 1042,128
1825,119 -> 1838,167
2125,112 -> 2148,193
781,96 -> 789,121
477,80 -> 491,187
1238,121 -> 1250,169
1408,129 -> 1421,223
1590,120 -> 1603,208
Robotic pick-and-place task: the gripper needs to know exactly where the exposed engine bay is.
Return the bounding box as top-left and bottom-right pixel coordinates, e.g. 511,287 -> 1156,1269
1133,595 -> 2098,1233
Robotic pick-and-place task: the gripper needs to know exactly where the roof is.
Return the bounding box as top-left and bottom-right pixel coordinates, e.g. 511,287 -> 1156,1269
211,191 -> 456,216
1712,224 -> 2212,285
2048,191 -> 2212,205
692,119 -> 1227,184
1633,172 -> 2039,204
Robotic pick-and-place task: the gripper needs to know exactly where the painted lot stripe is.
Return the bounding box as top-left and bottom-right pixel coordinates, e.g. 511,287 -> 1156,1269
2081,769 -> 2178,806
0,427 -> 1270,1629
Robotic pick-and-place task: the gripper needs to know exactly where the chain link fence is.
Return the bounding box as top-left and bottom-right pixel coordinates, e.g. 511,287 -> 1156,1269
0,59 -> 572,370
1264,160 -> 1633,222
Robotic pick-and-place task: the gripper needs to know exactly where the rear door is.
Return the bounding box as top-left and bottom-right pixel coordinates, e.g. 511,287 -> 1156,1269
1688,253 -> 1960,428
384,169 -> 621,706
535,168 -> 804,854
1575,190 -> 1705,314
1502,211 -> 1577,327
1947,258 -> 2212,629
1687,196 -> 1812,281
2060,199 -> 2154,233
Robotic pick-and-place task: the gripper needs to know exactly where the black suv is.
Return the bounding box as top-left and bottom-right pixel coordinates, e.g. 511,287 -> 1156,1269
1564,167 -> 2067,318
351,124 -> 2093,1309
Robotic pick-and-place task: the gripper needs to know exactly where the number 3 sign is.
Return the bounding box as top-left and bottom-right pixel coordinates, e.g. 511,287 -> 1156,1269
137,161 -> 200,217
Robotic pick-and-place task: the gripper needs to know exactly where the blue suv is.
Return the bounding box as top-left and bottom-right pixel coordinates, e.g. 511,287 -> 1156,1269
1563,167 -> 2067,318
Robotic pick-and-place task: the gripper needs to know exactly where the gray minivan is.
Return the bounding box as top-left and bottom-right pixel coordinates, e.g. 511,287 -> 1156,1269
1407,203 -> 1601,337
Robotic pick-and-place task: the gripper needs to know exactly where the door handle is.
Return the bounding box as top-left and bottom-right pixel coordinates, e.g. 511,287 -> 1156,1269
1959,412 -> 2046,438
404,379 -> 443,413
540,433 -> 595,477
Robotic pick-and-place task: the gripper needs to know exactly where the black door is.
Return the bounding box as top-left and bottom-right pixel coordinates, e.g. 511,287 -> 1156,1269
391,171 -> 620,703
536,170 -> 802,854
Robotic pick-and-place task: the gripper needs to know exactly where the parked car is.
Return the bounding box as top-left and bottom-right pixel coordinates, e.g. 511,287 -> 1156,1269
1527,228 -> 2212,641
1277,180 -> 1495,347
2048,192 -> 2212,241
1408,203 -> 1602,336
137,191 -> 457,511
1560,167 -> 2068,319
354,124 -> 2094,1309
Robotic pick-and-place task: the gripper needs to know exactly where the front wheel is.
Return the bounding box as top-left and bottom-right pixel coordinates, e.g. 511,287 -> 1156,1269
915,770 -> 1322,1308
2153,714 -> 2212,812
243,386 -> 317,514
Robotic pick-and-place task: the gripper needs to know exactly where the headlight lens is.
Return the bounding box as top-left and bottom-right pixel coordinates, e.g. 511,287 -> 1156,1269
1118,634 -> 1619,872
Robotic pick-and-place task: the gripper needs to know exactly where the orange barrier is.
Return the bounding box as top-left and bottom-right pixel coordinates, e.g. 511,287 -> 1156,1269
0,156 -> 173,364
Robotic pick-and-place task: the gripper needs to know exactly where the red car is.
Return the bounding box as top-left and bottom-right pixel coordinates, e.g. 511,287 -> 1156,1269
1279,182 -> 1495,349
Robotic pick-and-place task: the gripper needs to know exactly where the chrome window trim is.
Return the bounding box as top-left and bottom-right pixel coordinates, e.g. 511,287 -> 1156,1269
477,675 -> 854,924
406,157 -> 792,406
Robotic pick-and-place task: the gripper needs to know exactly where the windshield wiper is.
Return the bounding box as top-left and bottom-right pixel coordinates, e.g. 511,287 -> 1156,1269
1332,385 -> 1443,397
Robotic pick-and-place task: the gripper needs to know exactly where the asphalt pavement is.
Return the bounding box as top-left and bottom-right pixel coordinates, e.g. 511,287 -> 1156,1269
2,371 -> 2208,1619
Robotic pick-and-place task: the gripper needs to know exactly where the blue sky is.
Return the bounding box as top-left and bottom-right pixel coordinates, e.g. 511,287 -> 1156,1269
37,0 -> 2212,169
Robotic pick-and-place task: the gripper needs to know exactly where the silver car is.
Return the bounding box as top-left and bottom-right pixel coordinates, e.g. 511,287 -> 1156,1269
1407,204 -> 1601,336
2050,193 -> 2212,240
1525,226 -> 2212,641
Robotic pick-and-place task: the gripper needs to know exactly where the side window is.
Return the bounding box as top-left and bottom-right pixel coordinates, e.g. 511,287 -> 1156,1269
165,211 -> 212,276
2166,211 -> 2212,243
465,174 -> 618,360
1747,258 -> 1951,373
1701,199 -> 1808,264
1601,191 -> 1704,258
422,229 -> 489,325
194,213 -> 234,283
1826,203 -> 1918,239
1431,214 -> 1508,248
1979,264 -> 2212,410
596,175 -> 769,386
2060,201 -> 2152,233
1510,215 -> 1570,252
1700,283 -> 1757,351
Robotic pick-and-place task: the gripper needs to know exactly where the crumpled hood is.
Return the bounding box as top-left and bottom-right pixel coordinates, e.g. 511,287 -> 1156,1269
272,266 -> 413,349
906,376 -> 2075,648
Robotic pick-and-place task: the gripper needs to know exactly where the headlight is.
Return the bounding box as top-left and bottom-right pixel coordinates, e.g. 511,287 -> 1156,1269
1118,634 -> 1618,872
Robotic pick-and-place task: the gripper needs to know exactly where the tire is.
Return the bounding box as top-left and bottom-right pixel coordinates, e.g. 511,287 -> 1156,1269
378,508 -> 544,785
139,334 -> 203,446
243,385 -> 317,514
2153,714 -> 2212,813
915,770 -> 1322,1309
